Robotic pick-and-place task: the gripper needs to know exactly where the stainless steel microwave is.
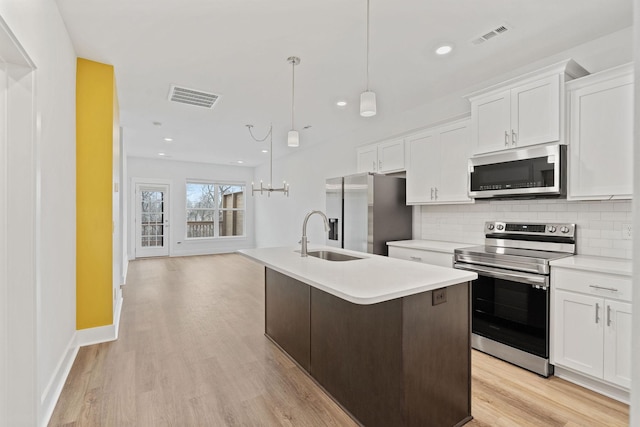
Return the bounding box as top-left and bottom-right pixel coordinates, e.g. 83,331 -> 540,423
468,145 -> 566,199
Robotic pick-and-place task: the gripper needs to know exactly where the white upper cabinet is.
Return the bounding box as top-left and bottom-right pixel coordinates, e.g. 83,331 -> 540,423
566,64 -> 634,200
356,145 -> 379,173
467,59 -> 588,155
356,138 -> 405,174
406,119 -> 473,205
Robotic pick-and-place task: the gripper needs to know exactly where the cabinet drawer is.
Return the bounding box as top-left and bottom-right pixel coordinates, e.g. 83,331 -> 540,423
388,246 -> 453,268
552,268 -> 632,302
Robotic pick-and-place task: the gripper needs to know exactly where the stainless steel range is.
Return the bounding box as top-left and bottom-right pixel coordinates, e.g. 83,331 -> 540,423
454,221 -> 576,377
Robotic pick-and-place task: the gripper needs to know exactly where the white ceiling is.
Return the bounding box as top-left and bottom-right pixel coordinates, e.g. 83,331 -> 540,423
55,0 -> 633,167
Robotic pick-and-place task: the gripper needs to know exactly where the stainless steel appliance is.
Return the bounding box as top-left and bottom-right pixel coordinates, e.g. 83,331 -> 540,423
454,221 -> 576,377
326,173 -> 412,255
469,144 -> 567,199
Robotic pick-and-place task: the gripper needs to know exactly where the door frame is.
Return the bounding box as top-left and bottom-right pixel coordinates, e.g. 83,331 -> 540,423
0,14 -> 38,426
130,178 -> 172,258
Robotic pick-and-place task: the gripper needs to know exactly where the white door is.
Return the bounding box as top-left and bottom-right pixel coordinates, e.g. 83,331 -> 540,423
378,138 -> 405,173
135,184 -> 170,257
406,131 -> 438,204
437,121 -> 472,203
356,145 -> 378,173
603,300 -> 632,388
471,89 -> 511,154
510,75 -> 560,148
553,290 -> 604,378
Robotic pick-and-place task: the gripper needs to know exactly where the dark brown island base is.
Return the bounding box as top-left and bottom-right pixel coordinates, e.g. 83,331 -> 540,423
240,246 -> 475,427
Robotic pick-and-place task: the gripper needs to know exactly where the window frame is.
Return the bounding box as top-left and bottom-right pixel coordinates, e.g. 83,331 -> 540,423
185,180 -> 246,240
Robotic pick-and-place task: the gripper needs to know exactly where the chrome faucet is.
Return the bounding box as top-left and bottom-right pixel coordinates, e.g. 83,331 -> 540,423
301,210 -> 330,257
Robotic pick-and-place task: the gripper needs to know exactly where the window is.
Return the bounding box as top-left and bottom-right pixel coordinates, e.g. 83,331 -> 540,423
186,182 -> 245,238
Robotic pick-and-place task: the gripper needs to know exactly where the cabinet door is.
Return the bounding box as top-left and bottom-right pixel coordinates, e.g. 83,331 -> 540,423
436,121 -> 472,203
553,290 -> 603,378
356,145 -> 378,173
603,300 -> 632,388
378,138 -> 405,173
406,131 -> 439,204
471,90 -> 511,154
568,72 -> 634,200
510,75 -> 560,148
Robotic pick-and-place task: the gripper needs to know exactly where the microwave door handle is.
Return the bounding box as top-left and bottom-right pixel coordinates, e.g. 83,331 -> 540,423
454,263 -> 548,286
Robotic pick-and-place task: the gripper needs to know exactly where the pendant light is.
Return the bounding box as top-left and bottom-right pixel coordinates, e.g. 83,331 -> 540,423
287,56 -> 301,147
360,0 -> 376,117
247,124 -> 290,196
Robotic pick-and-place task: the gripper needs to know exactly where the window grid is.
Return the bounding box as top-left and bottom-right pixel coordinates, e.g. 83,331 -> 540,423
186,182 -> 245,239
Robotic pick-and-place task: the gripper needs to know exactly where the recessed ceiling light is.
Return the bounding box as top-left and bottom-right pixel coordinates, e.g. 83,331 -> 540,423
336,100 -> 347,107
237,160 -> 244,164
261,149 -> 269,153
158,152 -> 166,156
164,137 -> 173,142
435,45 -> 453,55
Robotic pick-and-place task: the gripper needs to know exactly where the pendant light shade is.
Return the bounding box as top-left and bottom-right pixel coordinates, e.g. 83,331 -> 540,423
287,129 -> 299,147
360,0 -> 377,117
360,91 -> 377,117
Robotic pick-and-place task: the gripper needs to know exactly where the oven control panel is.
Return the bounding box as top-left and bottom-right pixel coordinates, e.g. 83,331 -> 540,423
485,221 -> 575,238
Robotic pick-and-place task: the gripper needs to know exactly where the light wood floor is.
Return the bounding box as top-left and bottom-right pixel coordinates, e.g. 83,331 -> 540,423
49,254 -> 629,426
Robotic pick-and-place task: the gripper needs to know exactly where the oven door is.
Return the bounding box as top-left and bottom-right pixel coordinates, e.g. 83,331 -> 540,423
454,263 -> 550,358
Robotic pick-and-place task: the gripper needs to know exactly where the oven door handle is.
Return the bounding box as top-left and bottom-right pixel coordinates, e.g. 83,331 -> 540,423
454,262 -> 548,286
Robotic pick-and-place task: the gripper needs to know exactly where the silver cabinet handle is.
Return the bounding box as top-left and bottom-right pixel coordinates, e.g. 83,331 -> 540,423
589,285 -> 619,292
595,303 -> 600,324
409,256 -> 422,261
379,160 -> 382,171
430,187 -> 434,200
607,305 -> 612,327
504,131 -> 509,146
512,129 -> 517,145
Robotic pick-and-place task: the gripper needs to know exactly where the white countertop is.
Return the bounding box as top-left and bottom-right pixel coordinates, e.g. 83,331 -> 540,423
550,255 -> 632,276
387,239 -> 476,254
238,246 -> 477,305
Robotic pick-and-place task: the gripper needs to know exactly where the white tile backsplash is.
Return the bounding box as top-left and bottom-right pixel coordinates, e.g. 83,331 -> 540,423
419,199 -> 632,259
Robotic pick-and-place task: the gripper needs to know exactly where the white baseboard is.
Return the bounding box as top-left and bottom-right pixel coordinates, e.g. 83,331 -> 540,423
554,366 -> 630,404
75,295 -> 123,347
122,258 -> 129,285
39,297 -> 124,427
39,334 -> 79,427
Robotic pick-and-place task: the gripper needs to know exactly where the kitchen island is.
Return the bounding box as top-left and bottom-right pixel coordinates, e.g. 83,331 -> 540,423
239,246 -> 477,427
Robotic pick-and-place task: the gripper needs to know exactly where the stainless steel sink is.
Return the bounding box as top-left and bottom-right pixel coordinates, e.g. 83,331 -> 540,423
306,250 -> 364,262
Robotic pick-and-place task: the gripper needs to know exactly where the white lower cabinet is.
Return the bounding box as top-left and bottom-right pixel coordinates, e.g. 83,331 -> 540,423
552,266 -> 632,391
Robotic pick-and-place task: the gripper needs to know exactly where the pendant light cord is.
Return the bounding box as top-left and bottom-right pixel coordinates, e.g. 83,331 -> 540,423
366,0 -> 370,91
291,59 -> 295,129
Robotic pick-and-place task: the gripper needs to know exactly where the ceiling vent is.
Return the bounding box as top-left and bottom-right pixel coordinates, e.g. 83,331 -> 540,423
471,23 -> 512,45
168,84 -> 221,109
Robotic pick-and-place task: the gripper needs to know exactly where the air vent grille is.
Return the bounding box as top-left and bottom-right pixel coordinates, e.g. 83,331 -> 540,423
168,85 -> 220,109
471,23 -> 512,45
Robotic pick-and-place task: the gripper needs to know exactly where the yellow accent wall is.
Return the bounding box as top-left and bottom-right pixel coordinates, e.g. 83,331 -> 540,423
76,58 -> 116,329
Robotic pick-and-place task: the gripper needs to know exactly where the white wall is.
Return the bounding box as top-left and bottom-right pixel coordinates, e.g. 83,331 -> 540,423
0,0 -> 77,425
254,27 -> 635,249
630,0 -> 639,423
127,156 -> 255,258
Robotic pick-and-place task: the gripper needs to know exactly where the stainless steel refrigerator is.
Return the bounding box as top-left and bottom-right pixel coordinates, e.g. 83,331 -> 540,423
326,173 -> 412,255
